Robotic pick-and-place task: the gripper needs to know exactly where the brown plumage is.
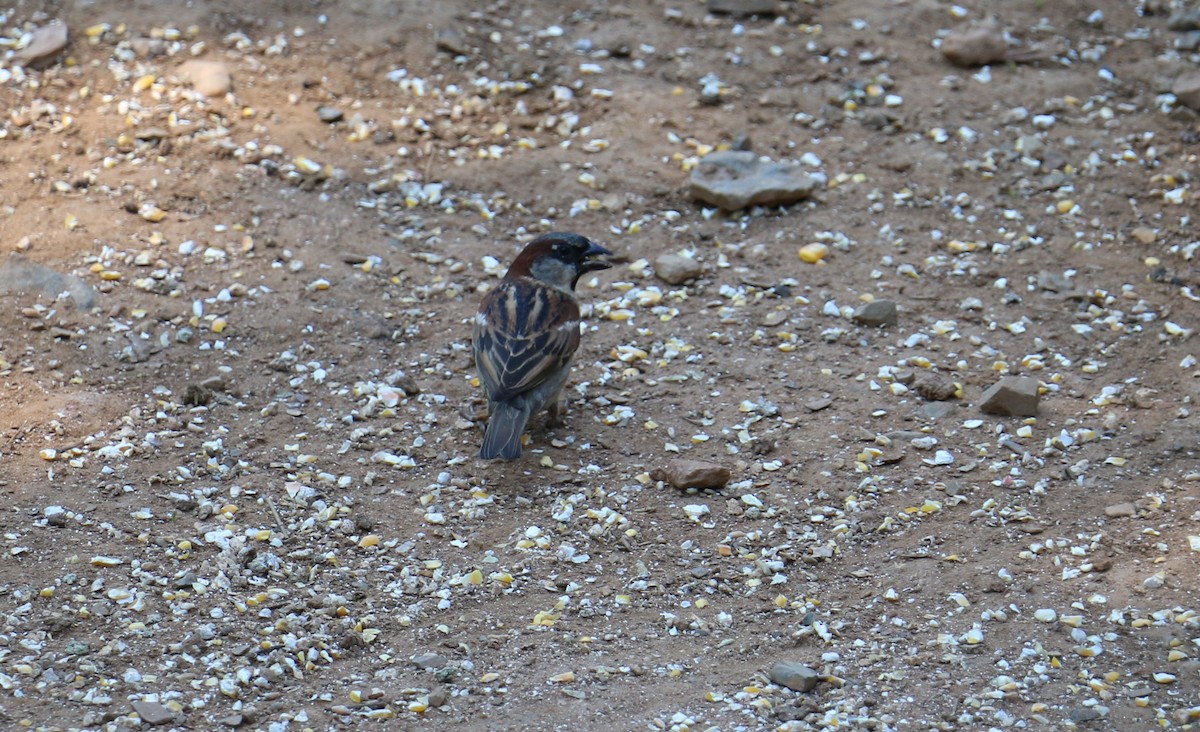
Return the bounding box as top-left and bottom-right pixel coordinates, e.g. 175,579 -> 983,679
473,232 -> 612,460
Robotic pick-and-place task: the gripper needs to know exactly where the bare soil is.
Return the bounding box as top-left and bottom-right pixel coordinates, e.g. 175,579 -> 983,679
1,1 -> 1198,730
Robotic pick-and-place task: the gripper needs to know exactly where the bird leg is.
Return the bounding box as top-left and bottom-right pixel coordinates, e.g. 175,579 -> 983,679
545,399 -> 566,428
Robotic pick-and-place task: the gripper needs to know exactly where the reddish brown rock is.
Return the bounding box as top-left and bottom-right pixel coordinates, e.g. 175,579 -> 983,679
653,459 -> 731,490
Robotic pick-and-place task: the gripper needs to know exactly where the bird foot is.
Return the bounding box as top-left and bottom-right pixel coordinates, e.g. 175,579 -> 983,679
460,401 -> 488,423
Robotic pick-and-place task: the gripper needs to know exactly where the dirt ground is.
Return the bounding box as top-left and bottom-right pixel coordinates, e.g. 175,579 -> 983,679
1,0 -> 1199,730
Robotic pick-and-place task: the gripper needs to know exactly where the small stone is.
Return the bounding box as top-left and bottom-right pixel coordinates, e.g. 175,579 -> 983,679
707,0 -> 779,15
434,28 -> 470,56
13,21 -> 69,67
1068,706 -> 1103,724
1171,71 -> 1200,111
654,253 -> 703,285
64,640 -> 91,655
852,300 -> 898,327
762,311 -> 788,327
653,459 -> 731,490
1176,31 -> 1200,52
1131,227 -> 1156,245
316,105 -> 344,123
131,37 -> 167,58
131,700 -> 175,726
941,22 -> 1011,67
979,376 -> 1040,417
219,713 -> 246,727
412,652 -> 448,670
914,376 -> 956,401
0,254 -> 97,310
178,59 -> 234,97
1143,572 -> 1166,589
805,397 -> 833,412
689,151 -> 819,211
1168,7 -> 1200,31
921,401 -> 956,421
769,661 -> 820,692
1104,503 -> 1136,518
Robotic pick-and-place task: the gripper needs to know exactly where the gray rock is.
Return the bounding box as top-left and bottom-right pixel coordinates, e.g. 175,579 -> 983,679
0,254 -> 97,309
1068,706 -> 1103,724
1168,7 -> 1200,31
805,397 -> 833,412
922,402 -> 956,421
1171,71 -> 1200,111
654,253 -> 703,285
12,21 -> 69,67
852,299 -> 898,327
653,459 -> 731,490
708,0 -> 779,16
769,661 -> 820,692
178,59 -> 233,97
412,652 -> 448,670
435,28 -> 470,56
1176,31 -> 1200,52
979,376 -> 1040,417
316,105 -> 344,123
690,151 -> 819,211
131,699 -> 175,725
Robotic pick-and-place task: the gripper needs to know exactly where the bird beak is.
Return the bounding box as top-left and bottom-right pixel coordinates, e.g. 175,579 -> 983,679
581,241 -> 613,272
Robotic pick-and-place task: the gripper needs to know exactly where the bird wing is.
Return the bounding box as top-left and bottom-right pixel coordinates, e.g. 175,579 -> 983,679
474,279 -> 581,404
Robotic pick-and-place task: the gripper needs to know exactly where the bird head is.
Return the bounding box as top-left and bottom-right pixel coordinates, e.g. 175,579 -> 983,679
509,232 -> 612,291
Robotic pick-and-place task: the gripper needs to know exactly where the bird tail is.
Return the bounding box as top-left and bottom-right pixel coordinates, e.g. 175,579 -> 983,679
480,403 -> 529,460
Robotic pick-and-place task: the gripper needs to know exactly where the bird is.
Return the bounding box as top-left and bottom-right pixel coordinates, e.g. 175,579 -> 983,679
472,232 -> 612,460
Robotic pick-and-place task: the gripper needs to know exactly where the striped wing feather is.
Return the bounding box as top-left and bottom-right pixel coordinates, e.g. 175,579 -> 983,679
474,279 -> 581,404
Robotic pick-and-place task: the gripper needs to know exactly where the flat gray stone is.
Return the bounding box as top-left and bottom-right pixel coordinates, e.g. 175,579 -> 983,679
316,105 -> 344,123
653,459 -> 731,490
922,401 -> 956,421
654,253 -> 703,285
1168,7 -> 1200,31
0,254 -> 97,309
12,21 -> 69,67
412,652 -> 448,670
708,0 -> 779,16
690,151 -> 819,211
131,699 -> 175,726
979,376 -> 1040,417
769,661 -> 820,692
852,299 -> 898,327
1171,71 -> 1200,111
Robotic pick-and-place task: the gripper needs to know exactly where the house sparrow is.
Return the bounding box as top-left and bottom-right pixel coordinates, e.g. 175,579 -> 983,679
473,232 -> 612,460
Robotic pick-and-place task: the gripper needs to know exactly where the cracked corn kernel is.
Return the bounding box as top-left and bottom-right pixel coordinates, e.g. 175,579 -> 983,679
799,243 -> 829,263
